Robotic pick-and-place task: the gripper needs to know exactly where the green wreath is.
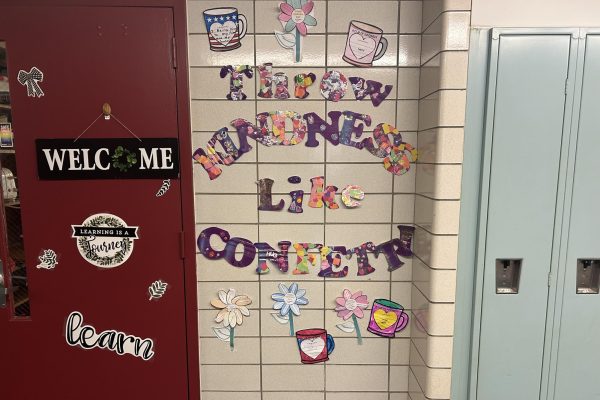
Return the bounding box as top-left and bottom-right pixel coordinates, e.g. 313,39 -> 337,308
111,146 -> 138,172
78,215 -> 132,267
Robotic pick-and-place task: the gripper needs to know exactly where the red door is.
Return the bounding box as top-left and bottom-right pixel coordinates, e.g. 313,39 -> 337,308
0,6 -> 195,399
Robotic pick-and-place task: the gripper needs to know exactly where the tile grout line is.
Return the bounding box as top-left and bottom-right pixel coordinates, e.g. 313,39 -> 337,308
251,2 -> 264,398
323,0 -> 329,397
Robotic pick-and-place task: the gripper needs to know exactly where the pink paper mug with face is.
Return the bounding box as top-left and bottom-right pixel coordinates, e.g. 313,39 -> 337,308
343,20 -> 388,67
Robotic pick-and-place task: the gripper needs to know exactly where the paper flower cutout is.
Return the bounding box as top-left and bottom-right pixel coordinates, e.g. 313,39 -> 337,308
276,0 -> 317,62
279,0 -> 316,36
211,288 -> 252,350
335,289 -> 369,344
271,282 -> 309,336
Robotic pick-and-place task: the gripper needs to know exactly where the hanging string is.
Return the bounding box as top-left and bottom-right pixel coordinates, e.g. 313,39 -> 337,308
73,113 -> 103,142
111,113 -> 142,142
73,104 -> 142,142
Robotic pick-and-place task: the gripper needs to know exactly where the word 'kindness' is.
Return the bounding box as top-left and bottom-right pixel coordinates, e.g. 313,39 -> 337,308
193,111 -> 418,180
198,225 -> 415,277
65,311 -> 155,361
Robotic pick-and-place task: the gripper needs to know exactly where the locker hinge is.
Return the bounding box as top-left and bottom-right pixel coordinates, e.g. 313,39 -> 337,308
171,37 -> 177,69
564,78 -> 568,95
548,272 -> 552,287
179,231 -> 185,259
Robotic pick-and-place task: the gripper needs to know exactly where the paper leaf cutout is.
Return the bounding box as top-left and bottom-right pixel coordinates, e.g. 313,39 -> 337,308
336,321 -> 356,333
275,31 -> 296,49
212,326 -> 231,341
148,280 -> 168,301
271,312 -> 290,324
36,249 -> 58,269
156,179 -> 171,197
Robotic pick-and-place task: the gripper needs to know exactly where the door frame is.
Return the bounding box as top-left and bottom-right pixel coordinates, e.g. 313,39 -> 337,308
451,27 -> 580,400
0,1 -> 200,399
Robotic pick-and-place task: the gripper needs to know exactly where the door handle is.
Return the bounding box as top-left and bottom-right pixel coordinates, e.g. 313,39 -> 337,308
0,262 -> 5,308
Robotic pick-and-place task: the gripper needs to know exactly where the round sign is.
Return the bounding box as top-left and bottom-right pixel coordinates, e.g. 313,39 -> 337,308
71,213 -> 139,268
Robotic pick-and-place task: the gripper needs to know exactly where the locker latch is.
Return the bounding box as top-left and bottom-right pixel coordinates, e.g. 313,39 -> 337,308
496,259 -> 522,294
576,259 -> 600,294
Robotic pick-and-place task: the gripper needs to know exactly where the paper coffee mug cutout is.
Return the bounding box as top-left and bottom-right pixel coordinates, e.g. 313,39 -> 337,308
271,282 -> 309,336
296,328 -> 335,364
18,67 -> 44,98
343,21 -> 387,67
211,288 -> 252,351
367,299 -> 409,337
335,289 -> 369,345
203,7 -> 247,52
276,0 -> 317,62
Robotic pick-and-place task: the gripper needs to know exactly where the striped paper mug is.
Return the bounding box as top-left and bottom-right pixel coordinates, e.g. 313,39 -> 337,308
203,7 -> 247,52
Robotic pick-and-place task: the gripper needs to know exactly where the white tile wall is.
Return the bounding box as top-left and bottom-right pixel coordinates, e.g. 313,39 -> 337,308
187,0 -> 470,398
410,1 -> 470,399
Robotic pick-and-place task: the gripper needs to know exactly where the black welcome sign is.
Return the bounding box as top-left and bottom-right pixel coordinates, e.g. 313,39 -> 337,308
36,138 -> 179,180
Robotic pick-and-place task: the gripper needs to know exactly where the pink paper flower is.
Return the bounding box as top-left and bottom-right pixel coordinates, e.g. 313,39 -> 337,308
335,289 -> 369,320
279,0 -> 317,36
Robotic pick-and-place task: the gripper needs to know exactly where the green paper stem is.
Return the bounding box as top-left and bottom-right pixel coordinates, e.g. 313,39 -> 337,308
352,314 -> 362,345
289,311 -> 295,336
230,326 -> 235,351
295,30 -> 301,62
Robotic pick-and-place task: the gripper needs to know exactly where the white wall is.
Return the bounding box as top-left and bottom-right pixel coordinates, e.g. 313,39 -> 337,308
472,0 -> 600,27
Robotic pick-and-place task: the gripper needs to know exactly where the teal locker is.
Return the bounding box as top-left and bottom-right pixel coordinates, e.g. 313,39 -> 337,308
552,33 -> 600,400
476,33 -> 573,400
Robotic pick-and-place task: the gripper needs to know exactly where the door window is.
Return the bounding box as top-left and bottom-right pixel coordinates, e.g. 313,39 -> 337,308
0,41 -> 29,317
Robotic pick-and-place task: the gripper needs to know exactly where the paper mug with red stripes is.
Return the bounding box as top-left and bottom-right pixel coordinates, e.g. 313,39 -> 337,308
203,7 -> 247,52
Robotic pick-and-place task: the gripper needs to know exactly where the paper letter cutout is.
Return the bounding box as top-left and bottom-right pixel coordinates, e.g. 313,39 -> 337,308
254,241 -> 291,274
397,225 -> 415,257
341,185 -> 365,208
346,242 -> 377,276
318,245 -> 349,278
257,63 -> 273,98
293,243 -> 319,274
231,117 -> 277,147
257,178 -> 285,211
320,70 -> 348,101
267,111 -> 307,145
294,72 -> 316,99
322,185 -> 339,209
303,111 -> 342,147
349,77 -> 393,107
192,127 -> 245,180
220,65 -> 253,101
340,111 -> 371,149
273,72 -> 290,99
224,237 -> 256,268
288,190 -> 304,213
308,176 -> 324,208
197,227 -> 231,259
373,239 -> 405,271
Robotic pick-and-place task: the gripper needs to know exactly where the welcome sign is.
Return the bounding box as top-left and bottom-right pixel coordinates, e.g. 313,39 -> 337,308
36,138 -> 180,180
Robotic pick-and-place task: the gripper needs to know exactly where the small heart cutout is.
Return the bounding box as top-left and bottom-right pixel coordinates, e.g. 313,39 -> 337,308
373,309 -> 398,329
210,21 -> 237,46
349,34 -> 377,60
300,337 -> 325,359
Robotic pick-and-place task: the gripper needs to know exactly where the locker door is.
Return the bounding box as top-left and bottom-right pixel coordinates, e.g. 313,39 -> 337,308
553,34 -> 600,400
476,34 -> 572,400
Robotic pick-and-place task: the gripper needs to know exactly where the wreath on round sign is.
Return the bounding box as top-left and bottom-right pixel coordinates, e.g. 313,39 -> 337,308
111,146 -> 138,172
77,215 -> 132,267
